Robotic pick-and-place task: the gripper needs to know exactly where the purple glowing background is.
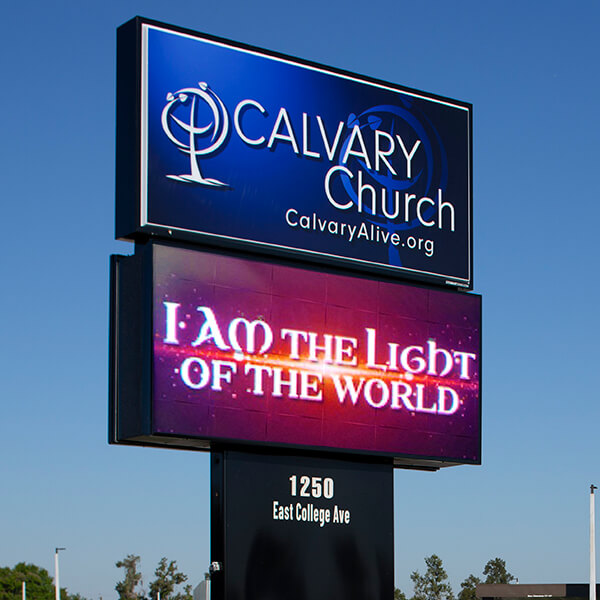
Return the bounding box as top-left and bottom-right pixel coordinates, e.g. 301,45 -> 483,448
151,244 -> 481,463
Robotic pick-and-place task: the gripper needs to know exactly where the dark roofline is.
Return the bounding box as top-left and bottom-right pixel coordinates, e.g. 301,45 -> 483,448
477,584 -> 600,600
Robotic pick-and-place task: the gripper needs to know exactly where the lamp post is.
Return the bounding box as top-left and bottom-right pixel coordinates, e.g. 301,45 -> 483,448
54,548 -> 66,600
591,486 -> 597,600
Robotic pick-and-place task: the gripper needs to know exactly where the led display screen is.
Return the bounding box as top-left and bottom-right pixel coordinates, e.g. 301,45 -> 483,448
111,243 -> 481,467
116,17 -> 473,289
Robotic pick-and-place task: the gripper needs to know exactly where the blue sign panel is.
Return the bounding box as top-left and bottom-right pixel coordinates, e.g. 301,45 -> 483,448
116,18 -> 473,289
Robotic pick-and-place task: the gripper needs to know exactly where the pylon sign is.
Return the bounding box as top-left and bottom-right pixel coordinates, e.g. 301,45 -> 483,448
111,18 -> 481,600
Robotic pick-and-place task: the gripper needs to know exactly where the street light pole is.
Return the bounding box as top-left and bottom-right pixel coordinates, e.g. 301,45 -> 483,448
55,548 -> 66,600
591,486 -> 597,600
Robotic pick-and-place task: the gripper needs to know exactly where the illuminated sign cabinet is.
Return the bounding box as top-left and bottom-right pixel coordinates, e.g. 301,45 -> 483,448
110,242 -> 481,469
116,17 -> 473,290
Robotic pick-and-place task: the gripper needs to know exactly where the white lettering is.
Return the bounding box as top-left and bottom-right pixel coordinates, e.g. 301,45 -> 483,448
365,328 -> 386,370
453,351 -> 477,380
437,386 -> 460,414
163,301 -> 181,344
331,375 -> 365,405
191,307 -> 230,350
364,378 -> 389,408
427,340 -> 453,377
341,125 -> 372,169
299,371 -> 323,401
272,367 -> 298,398
417,196 -> 435,227
228,317 -> 273,357
396,136 -> 421,179
400,346 -> 426,374
267,107 -> 299,154
281,328 -> 308,359
302,113 -> 320,158
181,357 -> 211,390
317,116 -> 344,161
234,99 -> 267,146
211,360 -> 237,391
244,363 -> 272,395
285,208 -> 299,226
390,380 -> 416,410
437,188 -> 455,231
324,165 -> 353,210
374,130 -> 397,174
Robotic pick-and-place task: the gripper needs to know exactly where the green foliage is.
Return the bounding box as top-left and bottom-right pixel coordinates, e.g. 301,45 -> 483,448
395,588 -> 408,600
410,555 -> 454,600
148,559 -> 191,600
458,574 -> 481,600
181,585 -> 192,600
115,555 -> 143,600
0,563 -> 81,600
1,563 -> 54,600
456,556 -> 515,600
483,558 -> 515,585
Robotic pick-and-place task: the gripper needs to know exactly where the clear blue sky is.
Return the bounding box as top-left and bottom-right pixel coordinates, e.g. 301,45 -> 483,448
2,1 -> 599,598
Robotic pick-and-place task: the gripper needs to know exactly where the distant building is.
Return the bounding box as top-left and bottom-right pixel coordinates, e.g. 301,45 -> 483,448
193,580 -> 210,600
477,584 -> 600,600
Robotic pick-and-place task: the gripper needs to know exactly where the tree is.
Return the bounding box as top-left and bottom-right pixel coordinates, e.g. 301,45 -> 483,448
0,563 -> 80,600
395,588 -> 408,600
410,555 -> 454,600
115,555 -> 143,600
148,559 -> 191,600
458,575 -> 481,600
483,558 -> 515,585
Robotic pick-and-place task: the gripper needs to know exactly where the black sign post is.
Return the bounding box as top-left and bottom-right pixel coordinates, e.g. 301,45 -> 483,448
211,448 -> 393,600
